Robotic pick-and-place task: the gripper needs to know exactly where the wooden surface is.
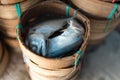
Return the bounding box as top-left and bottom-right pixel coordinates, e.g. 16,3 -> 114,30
0,30 -> 120,80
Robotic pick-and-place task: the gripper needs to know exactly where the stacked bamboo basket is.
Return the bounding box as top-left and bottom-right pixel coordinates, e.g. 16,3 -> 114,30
1,0 -> 120,80
71,0 -> 120,51
17,1 -> 90,80
0,0 -> 42,52
0,0 -> 43,77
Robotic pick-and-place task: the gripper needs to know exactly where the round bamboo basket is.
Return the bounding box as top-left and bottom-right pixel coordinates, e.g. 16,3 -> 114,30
71,0 -> 120,46
0,0 -> 42,19
27,59 -> 77,77
29,60 -> 81,80
27,57 -> 81,80
71,0 -> 120,19
0,0 -> 25,4
0,42 -> 9,76
29,66 -> 80,80
18,1 -> 90,70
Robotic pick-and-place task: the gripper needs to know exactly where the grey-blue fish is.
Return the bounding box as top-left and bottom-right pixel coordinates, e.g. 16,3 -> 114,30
25,18 -> 84,58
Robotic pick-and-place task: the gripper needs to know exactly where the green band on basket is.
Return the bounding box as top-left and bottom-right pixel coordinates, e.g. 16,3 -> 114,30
108,4 -> 118,20
104,20 -> 112,32
66,5 -> 70,17
16,24 -> 23,29
74,50 -> 83,66
14,3 -> 21,18
104,4 -> 118,32
16,24 -> 23,39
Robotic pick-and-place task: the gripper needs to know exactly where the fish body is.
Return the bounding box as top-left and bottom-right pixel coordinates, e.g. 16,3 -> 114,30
26,18 -> 84,58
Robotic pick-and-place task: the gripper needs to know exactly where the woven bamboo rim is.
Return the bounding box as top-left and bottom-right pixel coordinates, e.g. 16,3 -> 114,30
0,42 -> 9,76
18,1 -> 90,70
0,0 -> 25,4
71,0 -> 120,19
26,57 -> 81,78
0,0 -> 42,19
28,62 -> 81,80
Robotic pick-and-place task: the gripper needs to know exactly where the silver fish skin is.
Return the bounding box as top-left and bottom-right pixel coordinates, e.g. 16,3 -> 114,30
25,18 -> 85,58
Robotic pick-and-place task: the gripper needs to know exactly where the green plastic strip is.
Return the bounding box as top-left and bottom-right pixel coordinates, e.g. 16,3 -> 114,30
66,5 -> 70,17
74,50 -> 83,66
104,20 -> 112,32
104,4 -> 118,32
14,3 -> 22,39
108,4 -> 118,20
16,24 -> 23,39
14,3 -> 21,18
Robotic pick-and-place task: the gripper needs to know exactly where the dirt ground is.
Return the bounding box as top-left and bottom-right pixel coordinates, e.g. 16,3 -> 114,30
0,30 -> 120,80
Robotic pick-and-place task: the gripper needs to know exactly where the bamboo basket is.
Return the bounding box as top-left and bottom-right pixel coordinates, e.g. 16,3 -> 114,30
0,0 -> 25,4
29,65 -> 81,80
71,0 -> 120,46
0,0 -> 42,19
26,57 -> 81,80
71,0 -> 120,19
0,41 -> 9,76
18,0 -> 90,70
89,18 -> 120,41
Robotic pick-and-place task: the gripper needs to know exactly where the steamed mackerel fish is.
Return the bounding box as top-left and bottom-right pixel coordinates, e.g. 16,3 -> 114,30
25,18 -> 84,58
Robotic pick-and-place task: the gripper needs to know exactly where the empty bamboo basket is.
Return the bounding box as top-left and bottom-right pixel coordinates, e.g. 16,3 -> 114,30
71,0 -> 120,49
17,1 -> 90,80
